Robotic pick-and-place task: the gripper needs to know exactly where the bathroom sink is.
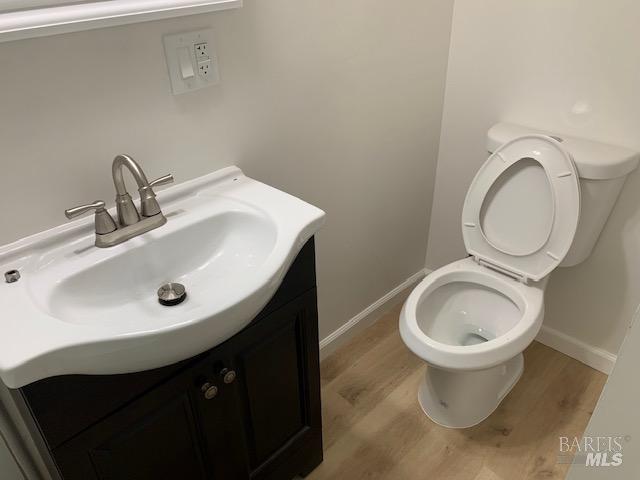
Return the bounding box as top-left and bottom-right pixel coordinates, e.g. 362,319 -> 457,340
0,167 -> 325,387
38,208 -> 276,327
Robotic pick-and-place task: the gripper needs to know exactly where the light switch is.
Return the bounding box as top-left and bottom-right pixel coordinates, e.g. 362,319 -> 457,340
178,47 -> 195,80
163,29 -> 220,95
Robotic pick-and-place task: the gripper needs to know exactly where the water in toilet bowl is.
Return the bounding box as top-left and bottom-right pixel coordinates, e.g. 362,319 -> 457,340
415,281 -> 521,346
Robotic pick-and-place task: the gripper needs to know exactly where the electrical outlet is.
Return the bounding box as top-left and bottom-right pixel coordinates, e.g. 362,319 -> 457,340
194,42 -> 209,59
198,59 -> 212,78
163,29 -> 220,94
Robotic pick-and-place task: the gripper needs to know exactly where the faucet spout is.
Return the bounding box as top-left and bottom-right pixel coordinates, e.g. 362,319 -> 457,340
111,154 -> 145,226
112,154 -> 150,196
111,154 -> 174,226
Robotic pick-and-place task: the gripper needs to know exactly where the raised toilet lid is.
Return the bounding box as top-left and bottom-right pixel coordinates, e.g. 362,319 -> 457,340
462,135 -> 581,282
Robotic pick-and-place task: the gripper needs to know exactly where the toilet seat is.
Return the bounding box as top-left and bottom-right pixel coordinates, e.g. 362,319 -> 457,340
400,257 -> 544,370
462,135 -> 581,281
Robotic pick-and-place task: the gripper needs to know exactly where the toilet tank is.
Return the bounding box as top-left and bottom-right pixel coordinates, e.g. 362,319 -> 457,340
487,123 -> 639,267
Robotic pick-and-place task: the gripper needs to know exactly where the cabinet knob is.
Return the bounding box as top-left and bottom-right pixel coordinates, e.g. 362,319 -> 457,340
201,382 -> 218,400
220,368 -> 237,384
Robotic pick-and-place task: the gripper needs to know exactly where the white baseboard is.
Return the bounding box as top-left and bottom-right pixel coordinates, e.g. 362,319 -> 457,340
317,269 -> 616,374
319,269 -> 429,360
536,325 -> 617,375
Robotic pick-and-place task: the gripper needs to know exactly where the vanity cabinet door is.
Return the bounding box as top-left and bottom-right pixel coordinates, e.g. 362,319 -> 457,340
52,355 -> 246,480
194,348 -> 251,480
232,288 -> 323,479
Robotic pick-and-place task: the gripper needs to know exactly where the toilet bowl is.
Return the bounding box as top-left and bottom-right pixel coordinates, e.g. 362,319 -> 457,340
401,124 -> 639,428
400,257 -> 545,428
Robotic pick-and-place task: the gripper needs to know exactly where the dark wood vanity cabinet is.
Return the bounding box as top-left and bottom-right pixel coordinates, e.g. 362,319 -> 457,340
51,346 -> 248,480
17,239 -> 322,480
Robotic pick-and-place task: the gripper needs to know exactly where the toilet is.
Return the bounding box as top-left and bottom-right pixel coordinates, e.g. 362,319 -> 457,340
400,123 -> 640,428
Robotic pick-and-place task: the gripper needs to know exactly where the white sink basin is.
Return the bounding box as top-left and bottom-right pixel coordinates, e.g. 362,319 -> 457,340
0,167 -> 325,387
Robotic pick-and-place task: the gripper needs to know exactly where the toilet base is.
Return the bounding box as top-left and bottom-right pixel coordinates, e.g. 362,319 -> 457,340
418,353 -> 524,429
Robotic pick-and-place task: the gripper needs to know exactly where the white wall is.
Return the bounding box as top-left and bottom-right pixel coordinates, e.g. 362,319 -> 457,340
0,0 -> 454,341
427,0 -> 640,358
567,310 -> 640,479
0,406 -> 25,480
0,434 -> 23,480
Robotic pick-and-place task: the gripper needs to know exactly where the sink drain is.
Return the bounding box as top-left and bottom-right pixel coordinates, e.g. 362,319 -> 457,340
157,283 -> 187,306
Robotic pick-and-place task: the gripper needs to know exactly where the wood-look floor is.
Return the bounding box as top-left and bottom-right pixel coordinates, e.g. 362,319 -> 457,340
309,302 -> 607,480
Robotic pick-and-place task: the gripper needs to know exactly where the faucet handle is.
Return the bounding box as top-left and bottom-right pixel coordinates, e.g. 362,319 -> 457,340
149,174 -> 174,189
65,200 -> 117,235
139,174 -> 174,218
65,200 -> 107,219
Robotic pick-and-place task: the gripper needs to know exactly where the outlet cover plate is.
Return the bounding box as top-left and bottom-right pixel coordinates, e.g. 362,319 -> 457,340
163,29 -> 220,95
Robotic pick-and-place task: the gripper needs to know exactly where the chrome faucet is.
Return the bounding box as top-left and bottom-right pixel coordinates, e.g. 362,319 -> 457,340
65,155 -> 174,248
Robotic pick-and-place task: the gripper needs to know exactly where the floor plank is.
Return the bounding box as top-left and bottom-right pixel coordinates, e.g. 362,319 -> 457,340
309,304 -> 607,480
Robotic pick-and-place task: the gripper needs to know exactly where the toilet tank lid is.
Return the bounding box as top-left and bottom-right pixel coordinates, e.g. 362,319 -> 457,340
487,123 -> 639,180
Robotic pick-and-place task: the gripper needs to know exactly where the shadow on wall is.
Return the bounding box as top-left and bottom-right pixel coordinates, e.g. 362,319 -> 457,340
545,167 -> 640,354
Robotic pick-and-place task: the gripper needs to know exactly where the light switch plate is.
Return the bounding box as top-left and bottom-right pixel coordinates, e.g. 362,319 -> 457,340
163,29 -> 220,95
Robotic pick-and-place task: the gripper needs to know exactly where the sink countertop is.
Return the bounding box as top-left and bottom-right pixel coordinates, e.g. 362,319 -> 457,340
0,166 -> 325,388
